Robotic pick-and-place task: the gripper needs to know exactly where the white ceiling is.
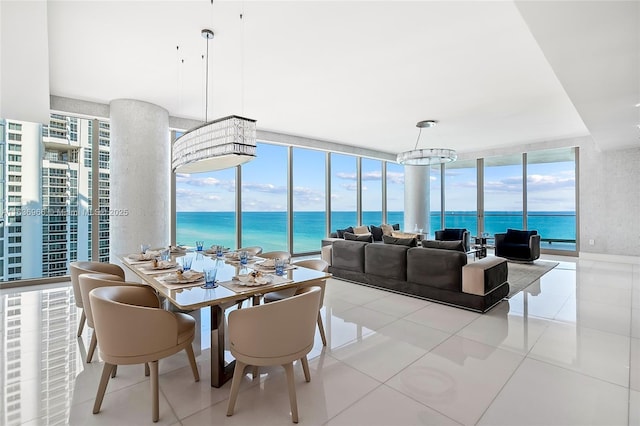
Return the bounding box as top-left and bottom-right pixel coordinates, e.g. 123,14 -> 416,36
30,1 -> 640,155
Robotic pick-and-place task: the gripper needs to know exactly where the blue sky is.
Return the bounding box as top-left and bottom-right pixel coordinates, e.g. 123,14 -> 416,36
175,142 -> 575,212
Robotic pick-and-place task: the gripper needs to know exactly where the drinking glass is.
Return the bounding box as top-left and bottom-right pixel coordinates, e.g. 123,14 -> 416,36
140,243 -> 151,254
239,250 -> 249,265
181,255 -> 193,271
215,245 -> 224,258
274,258 -> 285,276
196,241 -> 204,251
203,267 -> 217,288
160,248 -> 170,261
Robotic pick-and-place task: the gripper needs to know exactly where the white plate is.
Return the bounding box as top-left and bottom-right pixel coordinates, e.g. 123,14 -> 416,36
160,271 -> 204,284
150,261 -> 178,270
128,252 -> 159,261
235,274 -> 272,286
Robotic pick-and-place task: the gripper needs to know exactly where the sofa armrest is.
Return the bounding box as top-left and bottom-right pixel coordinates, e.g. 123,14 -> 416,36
462,257 -> 508,296
529,234 -> 541,259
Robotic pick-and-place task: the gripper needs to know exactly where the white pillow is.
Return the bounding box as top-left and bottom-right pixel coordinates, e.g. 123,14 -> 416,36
353,225 -> 370,235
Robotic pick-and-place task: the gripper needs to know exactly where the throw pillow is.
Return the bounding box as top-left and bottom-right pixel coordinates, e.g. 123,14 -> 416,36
392,223 -> 401,230
344,232 -> 373,243
422,239 -> 465,252
392,230 -> 418,239
382,234 -> 417,247
353,225 -> 370,235
370,225 -> 384,242
380,224 -> 394,236
336,226 -> 354,239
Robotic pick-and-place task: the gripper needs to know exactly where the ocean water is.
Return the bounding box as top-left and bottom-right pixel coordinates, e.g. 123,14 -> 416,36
177,211 -> 576,254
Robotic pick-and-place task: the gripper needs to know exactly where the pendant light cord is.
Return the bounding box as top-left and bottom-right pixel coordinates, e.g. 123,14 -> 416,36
205,37 -> 210,122
413,127 -> 422,150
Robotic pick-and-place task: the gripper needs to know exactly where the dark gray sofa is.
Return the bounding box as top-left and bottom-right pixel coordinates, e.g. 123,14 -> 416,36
328,239 -> 509,312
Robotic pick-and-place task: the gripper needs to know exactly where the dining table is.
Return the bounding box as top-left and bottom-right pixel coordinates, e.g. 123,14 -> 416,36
119,250 -> 331,388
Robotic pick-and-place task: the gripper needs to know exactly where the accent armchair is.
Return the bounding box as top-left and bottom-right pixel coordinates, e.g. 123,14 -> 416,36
494,229 -> 540,262
435,228 -> 470,252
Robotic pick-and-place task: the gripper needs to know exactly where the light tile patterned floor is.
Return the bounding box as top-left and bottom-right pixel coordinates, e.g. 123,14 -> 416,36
1,254 -> 638,425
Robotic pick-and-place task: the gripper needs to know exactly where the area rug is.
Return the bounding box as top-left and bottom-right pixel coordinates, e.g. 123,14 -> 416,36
506,259 -> 559,298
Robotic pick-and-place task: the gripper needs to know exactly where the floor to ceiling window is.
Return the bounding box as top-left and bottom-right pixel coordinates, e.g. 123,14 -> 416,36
175,167 -> 237,250
292,147 -> 326,254
444,159 -> 478,235
330,153 -> 357,232
429,164 -> 442,236
483,154 -> 524,236
526,148 -> 577,251
361,158 -> 382,226
241,142 -> 288,252
386,161 -> 404,226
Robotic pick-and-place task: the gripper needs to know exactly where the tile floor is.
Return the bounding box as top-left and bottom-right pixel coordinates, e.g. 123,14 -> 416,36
1,254 -> 638,425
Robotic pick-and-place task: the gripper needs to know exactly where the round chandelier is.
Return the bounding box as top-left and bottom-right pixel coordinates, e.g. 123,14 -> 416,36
396,120 -> 457,166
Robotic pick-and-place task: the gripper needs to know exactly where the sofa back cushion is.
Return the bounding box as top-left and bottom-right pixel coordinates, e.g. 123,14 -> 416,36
344,232 -> 373,243
383,234 -> 417,247
336,226 -> 354,239
504,229 -> 537,244
365,243 -> 408,281
331,240 -> 367,273
422,239 -> 465,252
407,247 -> 467,291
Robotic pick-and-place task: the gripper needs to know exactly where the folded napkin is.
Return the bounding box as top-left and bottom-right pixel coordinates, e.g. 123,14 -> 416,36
128,251 -> 161,261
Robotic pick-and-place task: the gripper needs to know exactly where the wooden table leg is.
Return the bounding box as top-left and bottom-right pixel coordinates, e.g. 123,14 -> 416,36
210,305 -> 235,388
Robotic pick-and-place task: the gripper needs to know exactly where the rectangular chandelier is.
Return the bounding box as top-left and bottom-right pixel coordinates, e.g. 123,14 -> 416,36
172,115 -> 257,174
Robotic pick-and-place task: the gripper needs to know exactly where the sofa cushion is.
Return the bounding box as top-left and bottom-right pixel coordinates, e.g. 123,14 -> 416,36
407,247 -> 467,291
380,224 -> 394,236
504,229 -> 537,244
336,226 -> 354,239
498,242 -> 532,258
370,225 -> 384,242
353,225 -> 370,235
422,239 -> 465,252
365,243 -> 408,281
331,240 -> 367,272
344,232 -> 373,243
383,234 -> 417,247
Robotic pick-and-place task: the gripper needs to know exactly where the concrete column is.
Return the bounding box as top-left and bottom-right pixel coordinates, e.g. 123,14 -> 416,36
403,165 -> 430,234
109,99 -> 170,263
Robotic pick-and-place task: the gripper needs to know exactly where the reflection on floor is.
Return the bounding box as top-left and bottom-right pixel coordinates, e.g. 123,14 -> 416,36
0,254 -> 638,425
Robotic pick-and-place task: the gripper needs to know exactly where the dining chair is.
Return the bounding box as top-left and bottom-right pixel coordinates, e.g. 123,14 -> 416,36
70,261 -> 126,337
89,285 -> 200,423
259,250 -> 291,261
78,273 -> 145,363
237,246 -> 263,256
226,286 -> 322,423
263,259 -> 329,346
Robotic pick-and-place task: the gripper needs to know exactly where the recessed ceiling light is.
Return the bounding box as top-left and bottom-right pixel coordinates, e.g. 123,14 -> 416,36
635,103 -> 640,107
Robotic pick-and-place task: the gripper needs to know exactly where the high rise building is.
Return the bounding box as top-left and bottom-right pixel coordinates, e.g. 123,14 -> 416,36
0,115 -> 111,281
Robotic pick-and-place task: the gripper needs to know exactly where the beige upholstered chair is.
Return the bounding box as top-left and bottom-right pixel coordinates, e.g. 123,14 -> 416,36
70,261 -> 126,337
263,259 -> 329,346
79,273 -> 148,363
89,286 -> 200,423
226,286 -> 322,423
237,246 -> 263,256
259,250 -> 291,261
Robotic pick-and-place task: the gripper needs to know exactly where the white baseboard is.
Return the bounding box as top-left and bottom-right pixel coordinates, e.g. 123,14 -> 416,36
578,251 -> 640,264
